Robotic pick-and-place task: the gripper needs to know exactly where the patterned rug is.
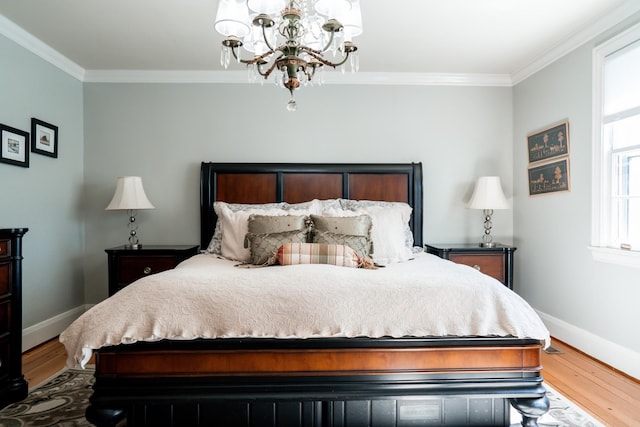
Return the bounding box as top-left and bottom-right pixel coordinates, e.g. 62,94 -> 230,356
0,369 -> 604,427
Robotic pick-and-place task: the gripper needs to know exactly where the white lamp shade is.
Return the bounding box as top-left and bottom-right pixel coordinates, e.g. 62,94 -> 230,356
105,176 -> 155,211
215,0 -> 251,37
247,0 -> 285,14
314,0 -> 351,18
466,176 -> 509,210
339,0 -> 362,41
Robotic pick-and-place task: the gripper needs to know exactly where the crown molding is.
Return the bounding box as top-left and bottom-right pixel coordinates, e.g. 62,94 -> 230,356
3,0 -> 638,88
511,0 -> 640,85
0,14 -> 85,81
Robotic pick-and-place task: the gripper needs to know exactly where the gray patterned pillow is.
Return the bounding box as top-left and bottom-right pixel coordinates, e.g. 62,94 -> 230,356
310,214 -> 372,236
247,214 -> 309,235
245,229 -> 308,265
312,230 -> 371,259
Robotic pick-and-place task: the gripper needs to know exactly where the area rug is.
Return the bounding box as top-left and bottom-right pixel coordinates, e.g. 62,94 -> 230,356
0,368 -> 604,427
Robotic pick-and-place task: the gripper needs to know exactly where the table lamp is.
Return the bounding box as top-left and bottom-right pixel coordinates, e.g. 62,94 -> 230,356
466,176 -> 509,247
105,176 -> 155,249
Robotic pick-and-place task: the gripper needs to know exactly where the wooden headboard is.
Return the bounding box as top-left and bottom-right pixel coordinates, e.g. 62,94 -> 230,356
200,162 -> 423,249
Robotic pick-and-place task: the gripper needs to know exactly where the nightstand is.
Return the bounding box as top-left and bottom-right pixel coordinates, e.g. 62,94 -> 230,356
106,245 -> 200,296
425,243 -> 516,289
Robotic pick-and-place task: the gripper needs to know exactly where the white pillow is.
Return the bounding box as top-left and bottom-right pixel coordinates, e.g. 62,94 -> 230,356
341,200 -> 415,248
354,204 -> 414,265
206,201 -> 286,255
215,202 -> 290,261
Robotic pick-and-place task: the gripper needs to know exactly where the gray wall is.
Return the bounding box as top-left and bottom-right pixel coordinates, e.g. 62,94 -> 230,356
0,34 -> 85,338
83,83 -> 514,302
513,14 -> 640,371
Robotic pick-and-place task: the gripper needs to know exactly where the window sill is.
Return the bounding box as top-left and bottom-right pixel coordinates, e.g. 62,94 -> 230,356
588,246 -> 640,269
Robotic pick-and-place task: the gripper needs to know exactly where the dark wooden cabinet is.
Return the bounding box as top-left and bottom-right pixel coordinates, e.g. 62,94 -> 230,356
0,228 -> 28,408
425,243 -> 516,289
106,245 -> 199,296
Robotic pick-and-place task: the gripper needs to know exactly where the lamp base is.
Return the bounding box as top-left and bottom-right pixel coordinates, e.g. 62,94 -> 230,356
480,242 -> 498,248
124,243 -> 142,250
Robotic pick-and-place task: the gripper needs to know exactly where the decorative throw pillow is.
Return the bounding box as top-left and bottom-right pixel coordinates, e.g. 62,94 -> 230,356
245,229 -> 309,266
310,214 -> 372,236
312,230 -> 370,259
277,243 -> 361,268
247,214 -> 310,236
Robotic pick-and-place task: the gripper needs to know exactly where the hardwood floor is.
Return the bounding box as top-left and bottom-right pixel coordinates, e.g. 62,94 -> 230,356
540,339 -> 640,426
21,337 -> 640,425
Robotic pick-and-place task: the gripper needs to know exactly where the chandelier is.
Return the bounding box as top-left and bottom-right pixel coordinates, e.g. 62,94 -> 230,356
214,0 -> 362,111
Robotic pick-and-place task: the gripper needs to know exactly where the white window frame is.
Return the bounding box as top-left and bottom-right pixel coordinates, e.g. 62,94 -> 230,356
591,23 -> 640,268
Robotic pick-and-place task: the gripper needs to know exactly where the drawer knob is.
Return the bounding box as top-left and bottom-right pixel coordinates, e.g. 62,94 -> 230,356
143,267 -> 152,275
473,265 -> 481,271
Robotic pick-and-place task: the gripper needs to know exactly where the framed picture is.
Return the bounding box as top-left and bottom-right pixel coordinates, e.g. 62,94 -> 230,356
31,118 -> 58,158
527,120 -> 569,163
0,124 -> 29,168
528,157 -> 570,196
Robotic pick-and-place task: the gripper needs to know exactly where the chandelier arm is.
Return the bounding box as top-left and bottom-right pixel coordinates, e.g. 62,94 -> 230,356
260,25 -> 278,53
260,57 -> 281,79
244,49 -> 277,66
300,47 -> 350,68
229,45 -> 259,66
319,30 -> 337,53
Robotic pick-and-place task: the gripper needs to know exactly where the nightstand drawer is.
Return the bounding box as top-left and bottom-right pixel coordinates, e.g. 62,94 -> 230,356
425,243 -> 516,289
448,253 -> 505,283
118,256 -> 178,284
106,245 -> 200,295
0,240 -> 9,257
0,263 -> 10,296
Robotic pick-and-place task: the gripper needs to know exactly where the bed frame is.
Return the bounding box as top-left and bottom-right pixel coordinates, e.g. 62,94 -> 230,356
86,162 -> 548,427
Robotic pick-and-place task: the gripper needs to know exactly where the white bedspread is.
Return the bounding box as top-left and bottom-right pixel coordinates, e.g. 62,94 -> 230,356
60,252 -> 550,367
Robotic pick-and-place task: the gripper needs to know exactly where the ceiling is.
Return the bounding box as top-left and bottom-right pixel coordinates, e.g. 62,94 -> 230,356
0,0 -> 636,81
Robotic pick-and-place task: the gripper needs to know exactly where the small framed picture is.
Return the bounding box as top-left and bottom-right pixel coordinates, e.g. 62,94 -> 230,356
527,120 -> 569,164
528,157 -> 570,196
0,124 -> 30,168
31,118 -> 58,158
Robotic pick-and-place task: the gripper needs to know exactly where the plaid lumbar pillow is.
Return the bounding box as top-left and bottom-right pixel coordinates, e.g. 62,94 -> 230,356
277,243 -> 376,269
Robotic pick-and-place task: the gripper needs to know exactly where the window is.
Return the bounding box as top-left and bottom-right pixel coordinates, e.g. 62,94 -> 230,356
592,23 -> 640,267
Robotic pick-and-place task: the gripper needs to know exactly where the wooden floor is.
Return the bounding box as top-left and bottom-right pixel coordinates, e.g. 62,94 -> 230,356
22,337 -> 640,426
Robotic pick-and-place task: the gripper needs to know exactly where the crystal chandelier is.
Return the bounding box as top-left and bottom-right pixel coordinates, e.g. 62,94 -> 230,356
214,0 -> 362,111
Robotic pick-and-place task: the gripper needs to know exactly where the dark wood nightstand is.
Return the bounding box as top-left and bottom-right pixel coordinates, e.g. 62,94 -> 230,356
425,243 -> 517,289
106,245 -> 200,296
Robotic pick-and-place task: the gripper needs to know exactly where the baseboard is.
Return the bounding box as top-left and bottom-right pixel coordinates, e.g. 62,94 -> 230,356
22,305 -> 92,352
537,309 -> 640,380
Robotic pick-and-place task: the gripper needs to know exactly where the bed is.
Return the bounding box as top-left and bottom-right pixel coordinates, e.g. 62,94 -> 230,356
61,162 -> 550,427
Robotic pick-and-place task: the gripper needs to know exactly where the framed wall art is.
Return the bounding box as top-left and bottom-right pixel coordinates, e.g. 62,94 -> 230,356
527,120 -> 569,163
0,124 -> 29,168
528,157 -> 570,196
31,118 -> 58,158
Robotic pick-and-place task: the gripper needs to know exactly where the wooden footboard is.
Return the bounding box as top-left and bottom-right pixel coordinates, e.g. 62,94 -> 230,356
87,337 -> 549,427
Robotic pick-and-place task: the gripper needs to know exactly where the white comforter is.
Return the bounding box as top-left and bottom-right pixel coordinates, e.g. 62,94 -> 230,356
60,252 -> 550,367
